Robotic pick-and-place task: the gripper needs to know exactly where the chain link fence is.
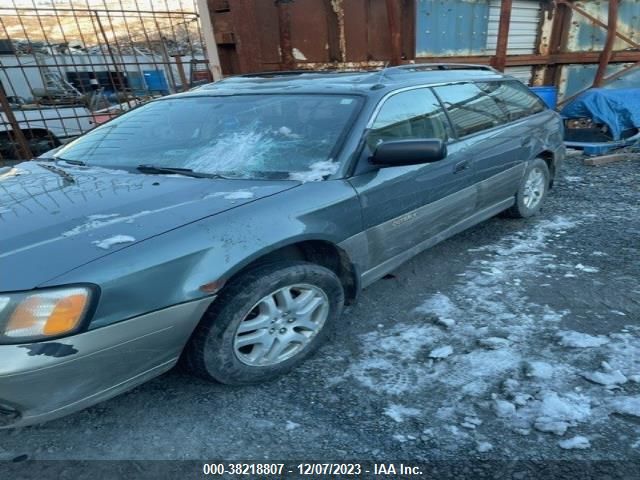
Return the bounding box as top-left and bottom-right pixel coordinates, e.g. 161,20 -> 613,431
0,0 -> 212,162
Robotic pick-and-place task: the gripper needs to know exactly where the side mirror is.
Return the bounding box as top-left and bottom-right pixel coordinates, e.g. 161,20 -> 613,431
370,139 -> 447,167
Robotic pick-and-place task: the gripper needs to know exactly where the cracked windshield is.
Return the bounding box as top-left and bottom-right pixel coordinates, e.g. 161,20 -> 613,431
53,94 -> 361,180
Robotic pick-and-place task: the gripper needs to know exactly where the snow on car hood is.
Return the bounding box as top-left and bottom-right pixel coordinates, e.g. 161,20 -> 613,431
0,162 -> 297,291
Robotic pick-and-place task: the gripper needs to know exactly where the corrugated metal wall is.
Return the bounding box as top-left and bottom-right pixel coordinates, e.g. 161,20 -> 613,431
558,0 -> 640,99
415,0 -> 490,56
487,0 -> 540,55
416,0 -> 541,57
490,0 -> 541,84
415,0 -> 540,83
567,0 -> 640,51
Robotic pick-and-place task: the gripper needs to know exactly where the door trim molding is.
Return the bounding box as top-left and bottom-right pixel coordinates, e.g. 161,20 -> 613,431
359,197 -> 514,288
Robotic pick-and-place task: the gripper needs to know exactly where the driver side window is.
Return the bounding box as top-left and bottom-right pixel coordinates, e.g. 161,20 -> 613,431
367,88 -> 451,151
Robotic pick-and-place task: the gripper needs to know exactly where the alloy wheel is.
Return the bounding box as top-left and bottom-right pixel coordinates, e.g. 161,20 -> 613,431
233,284 -> 330,366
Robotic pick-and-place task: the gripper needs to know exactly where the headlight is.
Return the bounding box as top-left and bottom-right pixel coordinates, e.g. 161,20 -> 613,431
0,286 -> 94,343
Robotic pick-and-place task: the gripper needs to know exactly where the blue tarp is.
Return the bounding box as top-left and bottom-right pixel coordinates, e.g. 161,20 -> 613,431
560,88 -> 640,141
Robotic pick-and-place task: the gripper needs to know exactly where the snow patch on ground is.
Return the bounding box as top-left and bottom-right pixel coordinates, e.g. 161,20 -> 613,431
609,397 -> 640,417
429,346 -> 453,359
285,421 -> 300,431
557,331 -> 609,348
523,391 -> 592,436
346,215 -> 640,452
494,399 -> 516,418
384,404 -> 421,423
92,235 -> 136,250
574,263 -> 599,273
478,337 -> 510,350
582,369 -> 627,387
563,175 -> 583,182
558,436 -> 591,450
524,361 -> 555,379
476,441 -> 493,452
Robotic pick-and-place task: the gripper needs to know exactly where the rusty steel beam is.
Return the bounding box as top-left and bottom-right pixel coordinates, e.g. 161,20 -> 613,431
94,11 -> 125,90
385,0 -> 402,66
600,60 -> 640,85
324,0 -> 342,62
557,0 -> 639,49
543,1 -> 572,85
414,51 -> 640,67
276,0 -> 295,70
593,0 -> 619,87
0,83 -> 32,160
492,0 -> 513,72
173,55 -> 189,90
228,0 -> 262,73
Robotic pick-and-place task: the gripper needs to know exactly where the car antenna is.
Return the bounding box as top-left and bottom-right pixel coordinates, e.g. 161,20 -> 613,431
372,61 -> 391,88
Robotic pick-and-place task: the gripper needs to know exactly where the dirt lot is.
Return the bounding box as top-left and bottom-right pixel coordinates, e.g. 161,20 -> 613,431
1,154 -> 639,468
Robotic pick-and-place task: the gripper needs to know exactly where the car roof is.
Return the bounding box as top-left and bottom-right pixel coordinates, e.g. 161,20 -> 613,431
176,64 -> 509,98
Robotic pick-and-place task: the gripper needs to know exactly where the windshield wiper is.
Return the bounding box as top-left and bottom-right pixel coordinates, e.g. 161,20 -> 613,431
54,157 -> 87,166
136,164 -> 224,179
37,162 -> 76,185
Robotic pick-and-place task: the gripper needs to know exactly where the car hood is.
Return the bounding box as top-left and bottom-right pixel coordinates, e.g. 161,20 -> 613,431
0,162 -> 297,291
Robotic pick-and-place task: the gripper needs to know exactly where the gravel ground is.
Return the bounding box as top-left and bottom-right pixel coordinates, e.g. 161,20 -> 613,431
1,154 -> 639,469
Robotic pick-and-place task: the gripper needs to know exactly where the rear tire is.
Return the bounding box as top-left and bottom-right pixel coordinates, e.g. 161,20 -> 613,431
505,158 -> 550,218
183,261 -> 344,385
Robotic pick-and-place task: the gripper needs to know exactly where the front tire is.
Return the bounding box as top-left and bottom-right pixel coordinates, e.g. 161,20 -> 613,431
505,158 -> 550,218
183,261 -> 344,385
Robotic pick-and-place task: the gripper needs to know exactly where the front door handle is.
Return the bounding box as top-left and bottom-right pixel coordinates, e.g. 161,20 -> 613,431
454,160 -> 469,173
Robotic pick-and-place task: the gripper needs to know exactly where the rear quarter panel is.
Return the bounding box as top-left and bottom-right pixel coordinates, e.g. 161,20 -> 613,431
525,110 -> 565,175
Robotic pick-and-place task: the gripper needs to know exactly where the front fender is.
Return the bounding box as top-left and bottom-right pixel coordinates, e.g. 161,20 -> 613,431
41,180 -> 364,329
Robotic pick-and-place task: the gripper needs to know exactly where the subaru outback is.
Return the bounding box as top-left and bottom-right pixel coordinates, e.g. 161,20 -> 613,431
0,65 -> 564,427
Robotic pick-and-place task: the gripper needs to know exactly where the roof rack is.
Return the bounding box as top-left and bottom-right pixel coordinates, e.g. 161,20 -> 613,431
237,69 -> 361,78
389,63 -> 497,72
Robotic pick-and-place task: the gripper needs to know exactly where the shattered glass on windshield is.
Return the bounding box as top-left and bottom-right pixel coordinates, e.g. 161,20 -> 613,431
54,94 -> 361,181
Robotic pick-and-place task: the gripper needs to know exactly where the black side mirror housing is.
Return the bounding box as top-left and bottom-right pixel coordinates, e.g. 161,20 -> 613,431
370,139 -> 447,167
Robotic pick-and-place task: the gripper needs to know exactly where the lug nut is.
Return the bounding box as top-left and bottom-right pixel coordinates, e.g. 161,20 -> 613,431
279,328 -> 287,334
269,328 -> 275,334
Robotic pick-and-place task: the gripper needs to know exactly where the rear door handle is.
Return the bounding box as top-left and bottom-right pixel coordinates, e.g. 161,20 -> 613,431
521,137 -> 531,147
454,160 -> 470,173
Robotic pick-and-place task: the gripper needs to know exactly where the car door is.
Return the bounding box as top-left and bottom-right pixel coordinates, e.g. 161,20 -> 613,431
433,81 -> 530,211
348,87 -> 477,283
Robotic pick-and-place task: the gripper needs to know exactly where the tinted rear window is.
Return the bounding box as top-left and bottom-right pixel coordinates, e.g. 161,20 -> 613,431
433,83 -> 508,137
478,80 -> 546,121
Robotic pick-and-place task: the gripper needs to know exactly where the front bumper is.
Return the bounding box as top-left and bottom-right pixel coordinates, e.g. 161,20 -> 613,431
0,296 -> 214,429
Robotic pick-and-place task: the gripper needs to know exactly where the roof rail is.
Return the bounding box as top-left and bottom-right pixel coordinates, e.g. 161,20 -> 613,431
389,63 -> 498,72
237,69 -> 361,78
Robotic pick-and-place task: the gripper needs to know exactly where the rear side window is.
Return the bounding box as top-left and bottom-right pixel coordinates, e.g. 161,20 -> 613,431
367,88 -> 452,150
433,83 -> 508,137
478,80 -> 546,121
